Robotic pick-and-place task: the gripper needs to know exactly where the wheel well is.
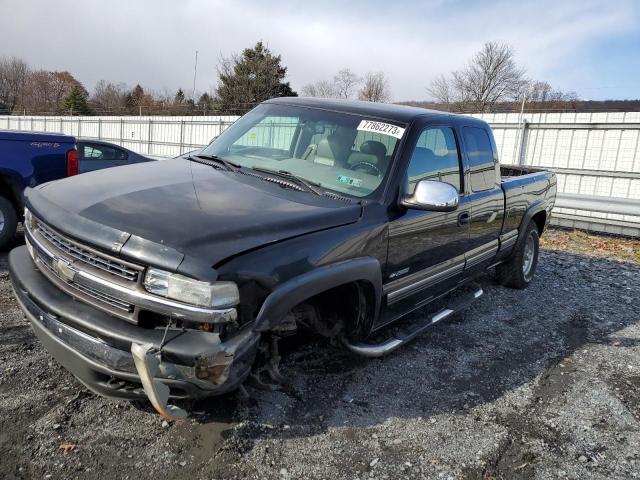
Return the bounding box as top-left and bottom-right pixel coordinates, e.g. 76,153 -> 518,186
531,210 -> 547,236
0,176 -> 21,212
284,281 -> 376,341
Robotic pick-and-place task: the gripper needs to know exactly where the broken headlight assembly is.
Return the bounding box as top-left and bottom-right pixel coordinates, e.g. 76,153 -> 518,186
143,268 -> 239,308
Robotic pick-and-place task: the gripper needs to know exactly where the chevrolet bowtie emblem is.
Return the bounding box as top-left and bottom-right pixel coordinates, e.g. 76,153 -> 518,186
52,257 -> 76,282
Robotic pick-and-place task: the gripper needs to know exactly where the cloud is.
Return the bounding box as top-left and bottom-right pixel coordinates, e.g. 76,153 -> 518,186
0,0 -> 638,100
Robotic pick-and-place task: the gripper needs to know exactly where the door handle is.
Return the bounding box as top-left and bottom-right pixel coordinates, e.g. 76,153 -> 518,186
458,211 -> 471,226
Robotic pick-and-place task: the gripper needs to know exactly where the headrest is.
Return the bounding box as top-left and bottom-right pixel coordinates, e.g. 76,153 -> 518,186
360,140 -> 387,158
316,137 -> 334,159
315,133 -> 352,166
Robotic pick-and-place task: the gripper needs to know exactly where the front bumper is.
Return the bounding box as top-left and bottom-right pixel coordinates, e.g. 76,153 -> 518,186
9,246 -> 259,400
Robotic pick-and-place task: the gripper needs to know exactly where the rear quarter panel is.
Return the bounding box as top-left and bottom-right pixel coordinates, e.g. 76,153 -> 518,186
501,170 -> 557,234
0,138 -> 74,188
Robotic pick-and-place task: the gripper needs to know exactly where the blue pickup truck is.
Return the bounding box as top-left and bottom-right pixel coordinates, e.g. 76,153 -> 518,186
0,131 -> 155,248
0,131 -> 78,248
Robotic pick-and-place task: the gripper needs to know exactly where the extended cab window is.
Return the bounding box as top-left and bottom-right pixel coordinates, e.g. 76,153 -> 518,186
406,127 -> 461,193
462,127 -> 498,192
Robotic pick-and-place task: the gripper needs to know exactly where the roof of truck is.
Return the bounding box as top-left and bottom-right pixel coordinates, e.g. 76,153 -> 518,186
0,130 -> 75,143
266,97 -> 461,123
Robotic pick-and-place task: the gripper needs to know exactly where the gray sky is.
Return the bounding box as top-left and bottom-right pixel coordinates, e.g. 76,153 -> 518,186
1,0 -> 639,101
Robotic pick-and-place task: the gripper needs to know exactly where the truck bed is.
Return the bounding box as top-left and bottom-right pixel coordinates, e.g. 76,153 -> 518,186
499,164 -> 557,234
500,164 -> 544,179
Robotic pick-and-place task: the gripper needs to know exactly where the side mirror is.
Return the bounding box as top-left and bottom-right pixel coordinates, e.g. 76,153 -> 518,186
401,179 -> 459,212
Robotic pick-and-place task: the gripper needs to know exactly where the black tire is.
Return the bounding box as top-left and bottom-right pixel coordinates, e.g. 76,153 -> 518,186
0,196 -> 18,250
496,222 -> 539,289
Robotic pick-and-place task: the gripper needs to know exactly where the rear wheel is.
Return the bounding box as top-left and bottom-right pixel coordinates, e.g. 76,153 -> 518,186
0,196 -> 18,250
496,222 -> 539,289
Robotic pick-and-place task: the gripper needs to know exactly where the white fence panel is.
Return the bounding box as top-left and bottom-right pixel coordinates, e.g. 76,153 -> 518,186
2,111 -> 640,235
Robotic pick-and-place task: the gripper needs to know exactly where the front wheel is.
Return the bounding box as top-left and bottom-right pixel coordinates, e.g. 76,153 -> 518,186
496,222 -> 539,289
0,196 -> 18,250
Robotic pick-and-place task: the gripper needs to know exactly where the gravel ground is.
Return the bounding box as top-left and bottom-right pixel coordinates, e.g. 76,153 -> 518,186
1,228 -> 639,480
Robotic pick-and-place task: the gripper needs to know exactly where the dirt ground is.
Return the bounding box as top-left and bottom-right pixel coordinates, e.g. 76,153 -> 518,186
1,228 -> 639,480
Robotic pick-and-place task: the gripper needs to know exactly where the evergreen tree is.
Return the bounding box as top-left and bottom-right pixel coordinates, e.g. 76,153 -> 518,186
125,84 -> 145,109
174,88 -> 185,104
62,85 -> 91,115
197,92 -> 214,113
214,41 -> 296,114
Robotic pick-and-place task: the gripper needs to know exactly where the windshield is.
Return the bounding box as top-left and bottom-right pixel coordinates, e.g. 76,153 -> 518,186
200,103 -> 405,198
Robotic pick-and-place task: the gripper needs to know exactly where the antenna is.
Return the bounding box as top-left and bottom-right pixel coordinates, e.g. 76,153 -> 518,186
192,50 -> 199,102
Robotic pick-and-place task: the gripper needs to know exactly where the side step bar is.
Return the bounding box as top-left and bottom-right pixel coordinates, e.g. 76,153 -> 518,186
343,285 -> 483,358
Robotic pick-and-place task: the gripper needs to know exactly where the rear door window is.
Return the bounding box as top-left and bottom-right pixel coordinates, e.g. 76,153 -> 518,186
82,143 -> 128,161
462,127 -> 497,192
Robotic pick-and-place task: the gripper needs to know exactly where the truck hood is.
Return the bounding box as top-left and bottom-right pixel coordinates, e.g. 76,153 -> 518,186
32,159 -> 362,270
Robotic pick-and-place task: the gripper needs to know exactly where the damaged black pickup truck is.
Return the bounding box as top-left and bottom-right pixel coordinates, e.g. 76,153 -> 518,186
10,98 -> 556,419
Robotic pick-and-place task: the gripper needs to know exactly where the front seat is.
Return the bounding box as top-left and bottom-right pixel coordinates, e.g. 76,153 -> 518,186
313,129 -> 353,167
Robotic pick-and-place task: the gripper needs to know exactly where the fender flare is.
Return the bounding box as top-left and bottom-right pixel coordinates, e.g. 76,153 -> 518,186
253,257 -> 383,332
516,200 -> 547,249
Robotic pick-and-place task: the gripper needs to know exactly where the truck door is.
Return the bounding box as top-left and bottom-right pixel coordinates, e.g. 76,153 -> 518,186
458,126 -> 504,273
382,124 -> 471,325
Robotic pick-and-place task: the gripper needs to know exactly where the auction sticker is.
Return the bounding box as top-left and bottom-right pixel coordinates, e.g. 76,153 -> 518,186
357,120 -> 405,139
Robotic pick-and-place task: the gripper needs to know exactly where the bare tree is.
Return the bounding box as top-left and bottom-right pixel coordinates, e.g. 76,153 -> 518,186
333,68 -> 361,99
428,42 -> 527,112
526,80 -> 578,103
301,80 -> 337,98
0,56 -> 29,113
426,75 -> 453,109
358,72 -> 390,102
90,80 -> 127,113
527,81 -> 552,102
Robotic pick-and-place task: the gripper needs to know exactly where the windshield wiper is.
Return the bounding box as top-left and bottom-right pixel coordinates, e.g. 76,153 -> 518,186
250,166 -> 323,195
190,154 -> 241,172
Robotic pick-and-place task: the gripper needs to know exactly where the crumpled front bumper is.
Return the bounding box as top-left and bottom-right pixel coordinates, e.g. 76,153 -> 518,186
9,246 -> 259,401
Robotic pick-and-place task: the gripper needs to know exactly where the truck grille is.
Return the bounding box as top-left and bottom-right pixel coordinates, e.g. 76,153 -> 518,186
39,258 -> 134,313
26,213 -> 142,321
35,220 -> 141,282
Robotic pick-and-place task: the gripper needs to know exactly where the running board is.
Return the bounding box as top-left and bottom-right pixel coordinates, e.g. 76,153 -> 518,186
343,285 -> 483,358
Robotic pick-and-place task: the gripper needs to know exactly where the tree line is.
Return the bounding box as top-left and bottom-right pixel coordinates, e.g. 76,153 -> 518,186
0,42 -> 297,116
0,40 -> 597,117
302,70 -> 391,102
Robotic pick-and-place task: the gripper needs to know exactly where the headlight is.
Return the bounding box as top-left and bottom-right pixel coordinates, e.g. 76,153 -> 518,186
24,207 -> 35,231
143,268 -> 239,308
24,208 -> 35,260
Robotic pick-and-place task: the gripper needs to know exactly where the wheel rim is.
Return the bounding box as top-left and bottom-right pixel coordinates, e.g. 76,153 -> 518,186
0,208 -> 5,233
522,232 -> 535,279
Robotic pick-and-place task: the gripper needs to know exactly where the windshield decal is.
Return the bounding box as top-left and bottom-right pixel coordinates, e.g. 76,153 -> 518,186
337,175 -> 363,188
357,120 -> 405,139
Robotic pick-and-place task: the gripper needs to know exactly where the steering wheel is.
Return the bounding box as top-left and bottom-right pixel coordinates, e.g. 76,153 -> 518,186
351,161 -> 381,177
